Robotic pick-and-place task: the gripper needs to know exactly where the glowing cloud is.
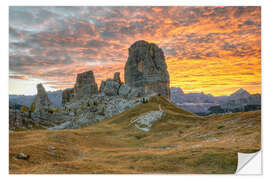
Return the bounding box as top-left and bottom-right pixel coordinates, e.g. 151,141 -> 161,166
9,6 -> 261,96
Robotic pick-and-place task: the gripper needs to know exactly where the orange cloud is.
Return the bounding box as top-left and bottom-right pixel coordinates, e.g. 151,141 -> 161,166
9,6 -> 261,96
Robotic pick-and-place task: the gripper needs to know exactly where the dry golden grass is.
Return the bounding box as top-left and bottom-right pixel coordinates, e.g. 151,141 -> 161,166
9,96 -> 261,174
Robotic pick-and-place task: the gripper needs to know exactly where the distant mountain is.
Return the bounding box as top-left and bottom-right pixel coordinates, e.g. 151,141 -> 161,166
170,87 -> 261,113
221,91 -> 261,112
229,88 -> 250,99
9,90 -> 62,107
171,87 -> 214,104
171,87 -> 221,113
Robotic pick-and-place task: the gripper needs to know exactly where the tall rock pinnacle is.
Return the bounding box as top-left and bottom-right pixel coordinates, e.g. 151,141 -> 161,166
32,83 -> 51,111
124,40 -> 170,99
73,70 -> 98,101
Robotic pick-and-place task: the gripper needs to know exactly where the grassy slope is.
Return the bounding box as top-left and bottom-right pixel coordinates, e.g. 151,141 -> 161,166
9,96 -> 261,174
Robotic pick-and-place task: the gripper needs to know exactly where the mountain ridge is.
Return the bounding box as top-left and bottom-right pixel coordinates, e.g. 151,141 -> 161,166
171,87 -> 261,113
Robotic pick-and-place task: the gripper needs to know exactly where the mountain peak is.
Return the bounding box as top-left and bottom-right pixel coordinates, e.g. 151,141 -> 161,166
230,88 -> 250,98
171,87 -> 184,94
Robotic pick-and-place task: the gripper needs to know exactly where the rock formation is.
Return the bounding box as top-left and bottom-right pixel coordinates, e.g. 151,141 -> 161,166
62,71 -> 98,105
124,40 -> 170,99
13,40 -> 174,130
133,110 -> 163,132
32,83 -> 51,111
99,72 -> 122,96
118,84 -> 131,97
73,71 -> 98,100
62,88 -> 74,105
113,72 -> 121,84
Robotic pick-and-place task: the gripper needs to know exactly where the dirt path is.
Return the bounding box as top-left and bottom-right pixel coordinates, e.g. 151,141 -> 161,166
159,104 -> 163,112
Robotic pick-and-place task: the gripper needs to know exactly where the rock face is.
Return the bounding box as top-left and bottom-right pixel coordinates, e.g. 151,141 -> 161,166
113,72 -> 121,84
124,40 -> 170,99
53,92 -> 158,130
118,84 -> 131,97
73,71 -> 98,100
62,71 -> 98,104
62,88 -> 74,105
32,83 -> 51,111
99,72 -> 122,96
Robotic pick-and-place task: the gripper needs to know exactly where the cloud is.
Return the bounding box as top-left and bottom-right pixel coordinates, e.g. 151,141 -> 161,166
9,6 -> 261,96
9,75 -> 28,80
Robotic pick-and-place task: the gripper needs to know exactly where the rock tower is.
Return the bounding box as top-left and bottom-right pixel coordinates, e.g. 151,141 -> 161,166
62,70 -> 98,104
32,83 -> 51,111
73,71 -> 98,100
124,40 -> 170,99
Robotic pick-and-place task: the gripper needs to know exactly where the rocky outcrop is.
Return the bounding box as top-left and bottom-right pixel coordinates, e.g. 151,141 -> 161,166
99,72 -> 122,96
133,110 -> 163,132
55,92 -> 158,129
12,40 -> 173,131
118,84 -> 131,97
124,40 -> 170,99
73,71 -> 98,100
62,88 -> 74,105
113,72 -> 121,84
62,71 -> 98,105
32,83 -> 51,111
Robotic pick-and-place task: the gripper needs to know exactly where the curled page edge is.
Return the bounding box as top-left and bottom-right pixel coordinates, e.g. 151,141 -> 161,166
235,151 -> 262,174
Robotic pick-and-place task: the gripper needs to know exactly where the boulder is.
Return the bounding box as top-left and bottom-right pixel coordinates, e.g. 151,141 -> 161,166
128,88 -> 141,98
124,40 -> 170,99
118,84 -> 131,97
16,153 -> 29,160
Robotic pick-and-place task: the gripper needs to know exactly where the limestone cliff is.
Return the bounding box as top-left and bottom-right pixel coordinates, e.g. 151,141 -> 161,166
124,40 -> 170,99
73,71 -> 98,100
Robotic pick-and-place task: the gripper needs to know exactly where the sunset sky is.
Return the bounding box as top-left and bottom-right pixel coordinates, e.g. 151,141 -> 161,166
9,6 -> 261,96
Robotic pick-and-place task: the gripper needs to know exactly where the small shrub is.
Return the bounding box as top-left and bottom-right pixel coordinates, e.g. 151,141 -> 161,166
20,105 -> 29,112
142,98 -> 147,103
30,103 -> 35,112
28,111 -> 32,118
80,104 -> 85,111
134,133 -> 148,140
48,108 -> 54,114
93,101 -> 98,106
55,107 -> 60,113
99,107 -> 105,116
73,108 -> 77,116
217,125 -> 225,129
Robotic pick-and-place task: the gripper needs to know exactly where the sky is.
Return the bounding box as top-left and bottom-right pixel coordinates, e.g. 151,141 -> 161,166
9,6 -> 261,96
